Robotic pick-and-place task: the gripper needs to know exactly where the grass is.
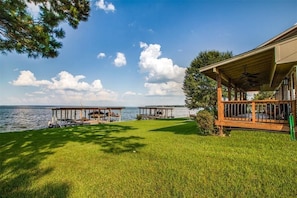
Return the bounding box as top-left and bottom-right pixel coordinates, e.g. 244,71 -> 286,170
0,118 -> 297,197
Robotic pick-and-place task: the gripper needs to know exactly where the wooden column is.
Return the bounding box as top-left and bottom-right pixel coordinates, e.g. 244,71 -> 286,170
252,101 -> 256,123
119,109 -> 122,122
216,71 -> 224,136
293,69 -> 297,125
292,67 -> 297,100
240,91 -> 243,100
228,79 -> 232,101
108,108 -> 111,122
289,74 -> 293,100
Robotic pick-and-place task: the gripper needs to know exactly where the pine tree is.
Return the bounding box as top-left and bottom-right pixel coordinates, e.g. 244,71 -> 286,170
0,0 -> 90,58
183,50 -> 232,112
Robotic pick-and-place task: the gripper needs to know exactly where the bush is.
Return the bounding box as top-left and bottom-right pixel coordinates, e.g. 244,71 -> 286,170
136,114 -> 142,120
195,110 -> 214,135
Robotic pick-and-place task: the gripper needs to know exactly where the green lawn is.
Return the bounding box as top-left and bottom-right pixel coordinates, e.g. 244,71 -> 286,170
1,119 -> 297,197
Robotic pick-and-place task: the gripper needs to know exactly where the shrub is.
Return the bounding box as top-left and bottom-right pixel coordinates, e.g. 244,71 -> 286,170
195,110 -> 214,135
136,114 -> 142,120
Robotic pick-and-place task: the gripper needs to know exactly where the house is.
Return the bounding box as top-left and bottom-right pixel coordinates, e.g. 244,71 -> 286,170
199,24 -> 297,135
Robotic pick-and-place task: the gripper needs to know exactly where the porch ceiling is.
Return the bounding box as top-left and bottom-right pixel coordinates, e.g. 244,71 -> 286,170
200,37 -> 297,92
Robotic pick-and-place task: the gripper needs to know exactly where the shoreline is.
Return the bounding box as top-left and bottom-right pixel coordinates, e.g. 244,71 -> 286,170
0,106 -> 196,133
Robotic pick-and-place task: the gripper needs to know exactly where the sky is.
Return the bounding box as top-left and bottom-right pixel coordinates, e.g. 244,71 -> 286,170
1,0 -> 297,107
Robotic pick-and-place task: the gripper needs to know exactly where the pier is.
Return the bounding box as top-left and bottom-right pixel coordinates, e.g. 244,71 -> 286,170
138,106 -> 174,119
49,107 -> 124,127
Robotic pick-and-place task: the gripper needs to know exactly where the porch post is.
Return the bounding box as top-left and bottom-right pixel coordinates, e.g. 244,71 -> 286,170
293,68 -> 297,125
252,101 -> 256,123
284,81 -> 289,100
216,71 -> 224,136
244,92 -> 247,100
228,79 -> 232,101
292,66 -> 297,100
234,88 -> 238,100
240,91 -> 243,100
289,74 -> 293,100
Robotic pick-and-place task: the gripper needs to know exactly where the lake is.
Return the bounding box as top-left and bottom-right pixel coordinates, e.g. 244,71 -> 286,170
0,106 -> 196,133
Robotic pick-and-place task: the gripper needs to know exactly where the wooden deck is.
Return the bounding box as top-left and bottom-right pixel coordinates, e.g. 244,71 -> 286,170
217,100 -> 296,132
49,107 -> 124,127
138,106 -> 174,119
198,26 -> 297,135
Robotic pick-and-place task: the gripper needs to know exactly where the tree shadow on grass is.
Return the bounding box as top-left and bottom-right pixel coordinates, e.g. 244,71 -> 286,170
150,120 -> 199,135
60,124 -> 145,154
0,123 -> 144,197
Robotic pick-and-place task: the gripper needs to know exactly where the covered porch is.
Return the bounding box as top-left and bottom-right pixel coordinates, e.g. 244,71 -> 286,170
199,25 -> 297,134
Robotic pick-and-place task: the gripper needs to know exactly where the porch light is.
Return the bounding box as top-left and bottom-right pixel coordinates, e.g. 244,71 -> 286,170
283,77 -> 289,85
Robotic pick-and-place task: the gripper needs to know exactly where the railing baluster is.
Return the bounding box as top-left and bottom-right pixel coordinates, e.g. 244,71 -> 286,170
221,100 -> 294,123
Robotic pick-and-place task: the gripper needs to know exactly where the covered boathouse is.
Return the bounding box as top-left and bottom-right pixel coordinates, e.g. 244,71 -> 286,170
49,107 -> 124,127
199,24 -> 297,135
138,106 -> 174,119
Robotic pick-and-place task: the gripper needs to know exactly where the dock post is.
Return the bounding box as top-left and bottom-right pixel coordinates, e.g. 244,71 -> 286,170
51,109 -> 54,123
119,109 -> 122,122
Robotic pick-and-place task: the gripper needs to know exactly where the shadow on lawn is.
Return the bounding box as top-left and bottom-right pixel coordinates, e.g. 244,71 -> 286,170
0,124 -> 144,197
150,120 -> 199,135
62,124 -> 145,154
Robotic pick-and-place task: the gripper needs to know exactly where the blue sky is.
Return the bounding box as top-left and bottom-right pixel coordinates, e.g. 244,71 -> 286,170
1,0 -> 296,106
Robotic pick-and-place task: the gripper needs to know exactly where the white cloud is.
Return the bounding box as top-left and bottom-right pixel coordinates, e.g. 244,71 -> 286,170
124,91 -> 136,96
33,91 -> 46,95
11,70 -> 51,86
91,80 -> 103,91
97,52 -> 106,59
144,82 -> 184,96
95,0 -> 115,12
11,70 -> 117,104
139,42 -> 185,83
140,42 -> 148,48
123,91 -> 138,96
114,52 -> 127,67
138,42 -> 186,96
49,71 -> 90,91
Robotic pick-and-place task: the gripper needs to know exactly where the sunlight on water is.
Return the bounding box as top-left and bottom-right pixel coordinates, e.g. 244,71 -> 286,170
0,106 -> 52,133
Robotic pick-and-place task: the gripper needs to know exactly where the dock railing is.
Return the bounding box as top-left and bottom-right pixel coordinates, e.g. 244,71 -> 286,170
222,100 -> 296,124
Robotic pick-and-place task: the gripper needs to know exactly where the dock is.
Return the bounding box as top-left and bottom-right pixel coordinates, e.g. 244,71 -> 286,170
49,107 -> 124,128
138,106 -> 174,119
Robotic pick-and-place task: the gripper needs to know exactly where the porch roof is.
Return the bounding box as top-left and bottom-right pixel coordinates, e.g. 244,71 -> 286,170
199,25 -> 297,92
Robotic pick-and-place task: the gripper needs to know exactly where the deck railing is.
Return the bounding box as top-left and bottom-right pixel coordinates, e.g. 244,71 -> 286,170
222,100 -> 296,124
